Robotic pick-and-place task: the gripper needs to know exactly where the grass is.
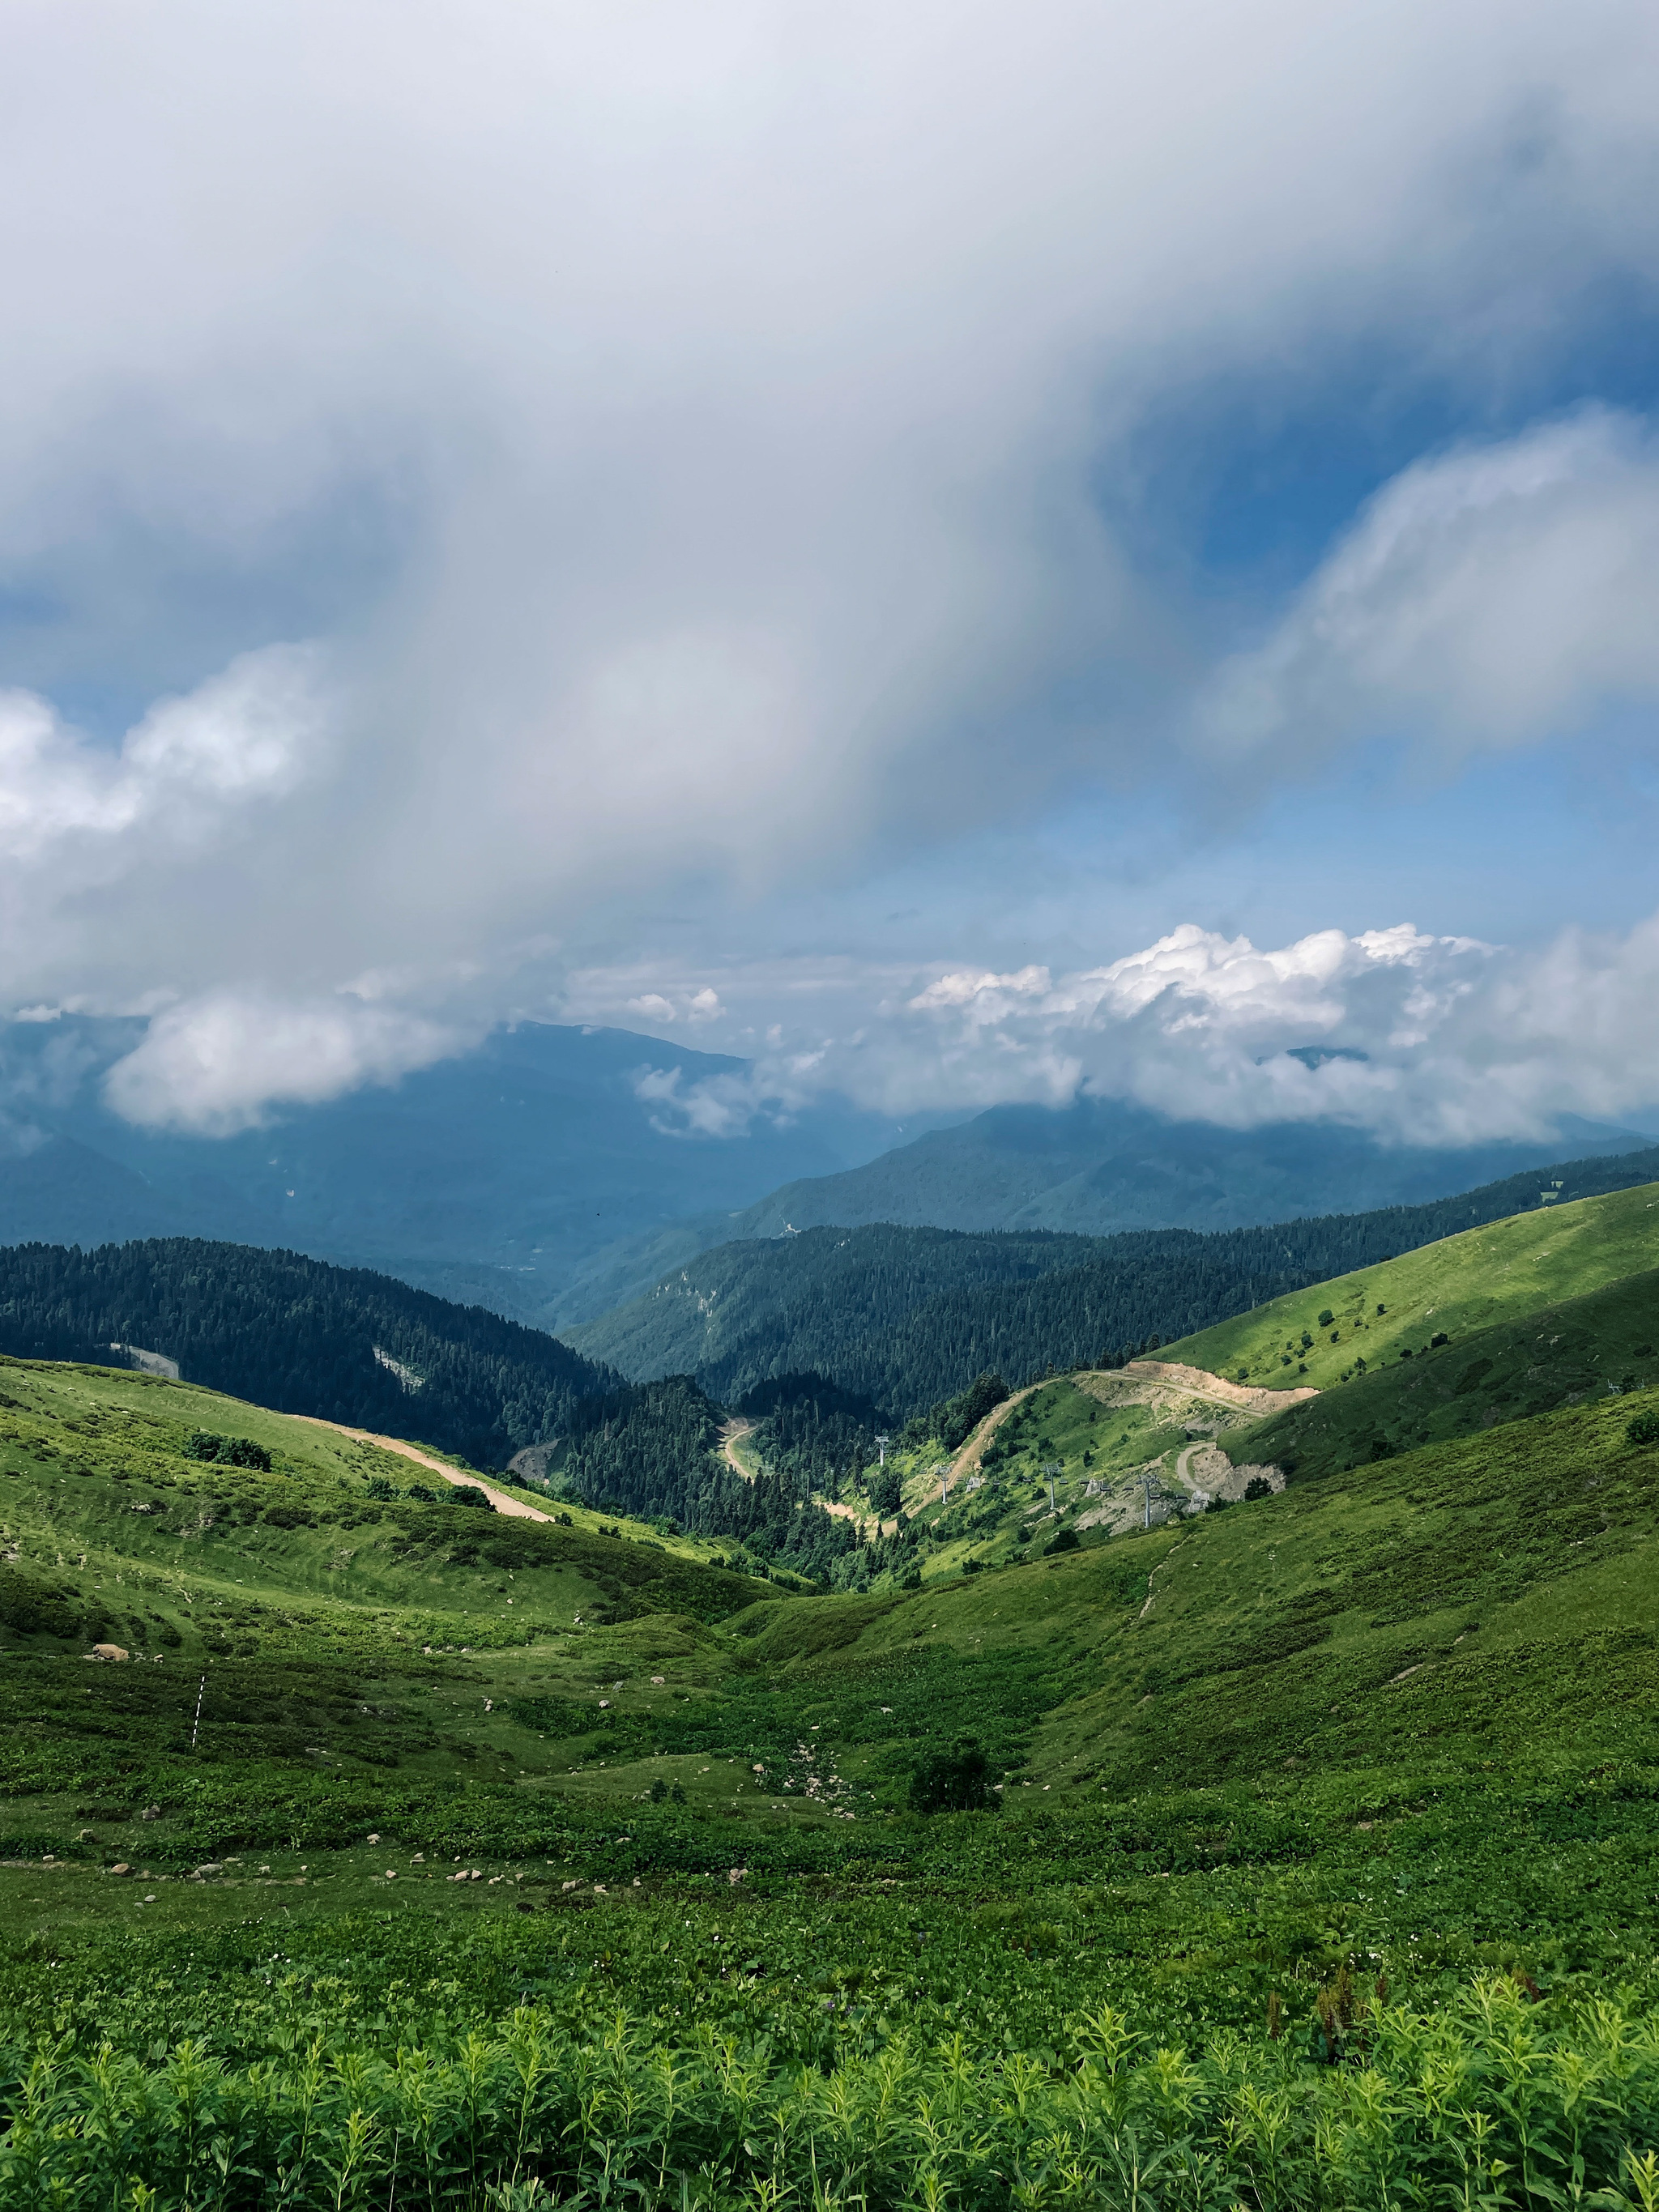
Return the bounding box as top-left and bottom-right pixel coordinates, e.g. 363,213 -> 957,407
1222,1260 -> 1659,1481
7,1335 -> 1659,2202
1165,1173 -> 1659,1391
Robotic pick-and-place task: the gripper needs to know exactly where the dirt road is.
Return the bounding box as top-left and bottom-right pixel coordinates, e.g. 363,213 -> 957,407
1120,1358 -> 1318,1413
721,1419 -> 757,1477
293,1417 -> 556,1522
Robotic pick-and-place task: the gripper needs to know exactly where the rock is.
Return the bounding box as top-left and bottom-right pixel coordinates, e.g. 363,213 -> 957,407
191,1862 -> 224,1879
140,1805 -> 161,1820
365,1832 -> 380,1843
109,1862 -> 132,1877
90,1643 -> 130,1662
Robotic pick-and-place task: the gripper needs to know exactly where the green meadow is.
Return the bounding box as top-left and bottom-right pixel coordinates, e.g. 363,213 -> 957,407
6,1181 -> 1659,2206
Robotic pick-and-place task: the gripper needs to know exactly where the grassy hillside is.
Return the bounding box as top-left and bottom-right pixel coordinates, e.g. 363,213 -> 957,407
567,1144 -> 1659,1416
1222,1262 -> 1659,1482
1162,1174 -> 1659,1390
7,1350 -> 1659,2201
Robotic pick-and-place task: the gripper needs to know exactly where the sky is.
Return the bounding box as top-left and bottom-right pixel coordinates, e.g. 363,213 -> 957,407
4,0 -> 1659,1149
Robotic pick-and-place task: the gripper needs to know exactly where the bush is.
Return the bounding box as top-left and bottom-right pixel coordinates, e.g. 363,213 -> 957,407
1317,1309 -> 1334,1328
365,1476 -> 398,1501
450,1485 -> 496,1511
181,1430 -> 271,1470
1243,1475 -> 1273,1501
1046,1527 -> 1080,1554
1626,1409 -> 1659,1447
406,1483 -> 439,1502
909,1736 -> 996,1813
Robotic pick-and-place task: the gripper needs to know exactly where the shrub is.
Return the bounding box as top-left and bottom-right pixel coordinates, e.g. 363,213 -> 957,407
450,1485 -> 495,1511
909,1736 -> 995,1813
1243,1475 -> 1273,1501
1627,1409 -> 1659,1447
1046,1527 -> 1080,1554
181,1430 -> 271,1470
1317,1309 -> 1334,1328
365,1476 -> 398,1501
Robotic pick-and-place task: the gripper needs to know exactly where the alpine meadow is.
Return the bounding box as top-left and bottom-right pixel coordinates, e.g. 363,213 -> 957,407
5,1161 -> 1659,2206
8,2 -> 1659,2205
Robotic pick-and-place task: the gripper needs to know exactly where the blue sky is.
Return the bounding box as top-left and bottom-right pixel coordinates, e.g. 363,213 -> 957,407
2,0 -> 1659,1144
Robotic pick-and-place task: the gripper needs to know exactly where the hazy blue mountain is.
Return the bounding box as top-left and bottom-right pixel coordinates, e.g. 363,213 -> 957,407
713,1096 -> 1656,1242
0,1016 -> 934,1315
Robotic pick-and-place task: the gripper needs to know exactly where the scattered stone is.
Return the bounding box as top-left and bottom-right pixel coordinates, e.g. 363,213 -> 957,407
366,1832 -> 380,1843
109,1863 -> 131,1877
191,1863 -> 224,1880
728,1866 -> 748,1886
89,1643 -> 130,1662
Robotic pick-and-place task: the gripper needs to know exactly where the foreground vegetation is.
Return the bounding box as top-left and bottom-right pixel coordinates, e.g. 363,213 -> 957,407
6,1232 -> 1659,2204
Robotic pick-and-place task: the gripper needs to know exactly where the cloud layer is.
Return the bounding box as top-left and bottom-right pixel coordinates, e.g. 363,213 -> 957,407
586,914 -> 1659,1149
2,2 -> 1659,1129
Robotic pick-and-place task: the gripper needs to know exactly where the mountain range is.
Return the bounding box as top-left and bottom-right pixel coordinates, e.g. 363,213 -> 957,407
0,1016 -> 935,1319
2,1012 -> 1652,1333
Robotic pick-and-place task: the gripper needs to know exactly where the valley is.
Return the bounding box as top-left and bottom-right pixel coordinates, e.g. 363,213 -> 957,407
5,1170 -> 1659,2200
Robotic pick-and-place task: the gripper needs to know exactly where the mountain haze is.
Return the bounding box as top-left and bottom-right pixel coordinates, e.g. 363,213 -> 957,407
723,1093 -> 1657,1240
568,1141 -> 1659,1416
0,1017 -> 935,1318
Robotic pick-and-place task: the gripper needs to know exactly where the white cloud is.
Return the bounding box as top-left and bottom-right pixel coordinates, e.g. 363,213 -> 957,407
1201,411 -> 1659,758
571,914 -> 1659,1149
1,4 -> 1657,1122
0,644 -> 324,863
102,991 -> 458,1136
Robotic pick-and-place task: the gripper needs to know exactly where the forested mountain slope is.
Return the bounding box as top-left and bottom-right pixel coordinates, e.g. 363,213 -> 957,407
568,1141 -> 1659,1415
0,1239 -> 621,1469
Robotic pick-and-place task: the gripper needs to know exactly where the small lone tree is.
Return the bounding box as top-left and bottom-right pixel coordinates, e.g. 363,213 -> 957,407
1627,1409 -> 1659,1447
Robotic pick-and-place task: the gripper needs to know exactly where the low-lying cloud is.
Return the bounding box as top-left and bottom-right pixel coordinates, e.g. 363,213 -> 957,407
102,991 -> 459,1136
581,914 -> 1659,1149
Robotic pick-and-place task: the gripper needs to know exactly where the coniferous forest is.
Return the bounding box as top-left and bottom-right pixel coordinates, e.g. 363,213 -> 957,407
0,1238 -> 619,1468
568,1141 -> 1659,1415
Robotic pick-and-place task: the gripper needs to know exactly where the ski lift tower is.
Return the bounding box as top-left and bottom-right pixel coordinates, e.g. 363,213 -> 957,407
1041,1460 -> 1064,1514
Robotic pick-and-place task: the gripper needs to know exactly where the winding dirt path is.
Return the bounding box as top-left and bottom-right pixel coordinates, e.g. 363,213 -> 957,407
1120,1359 -> 1318,1413
947,1385 -> 1041,1481
293,1418 -> 556,1522
720,1419 -> 757,1477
